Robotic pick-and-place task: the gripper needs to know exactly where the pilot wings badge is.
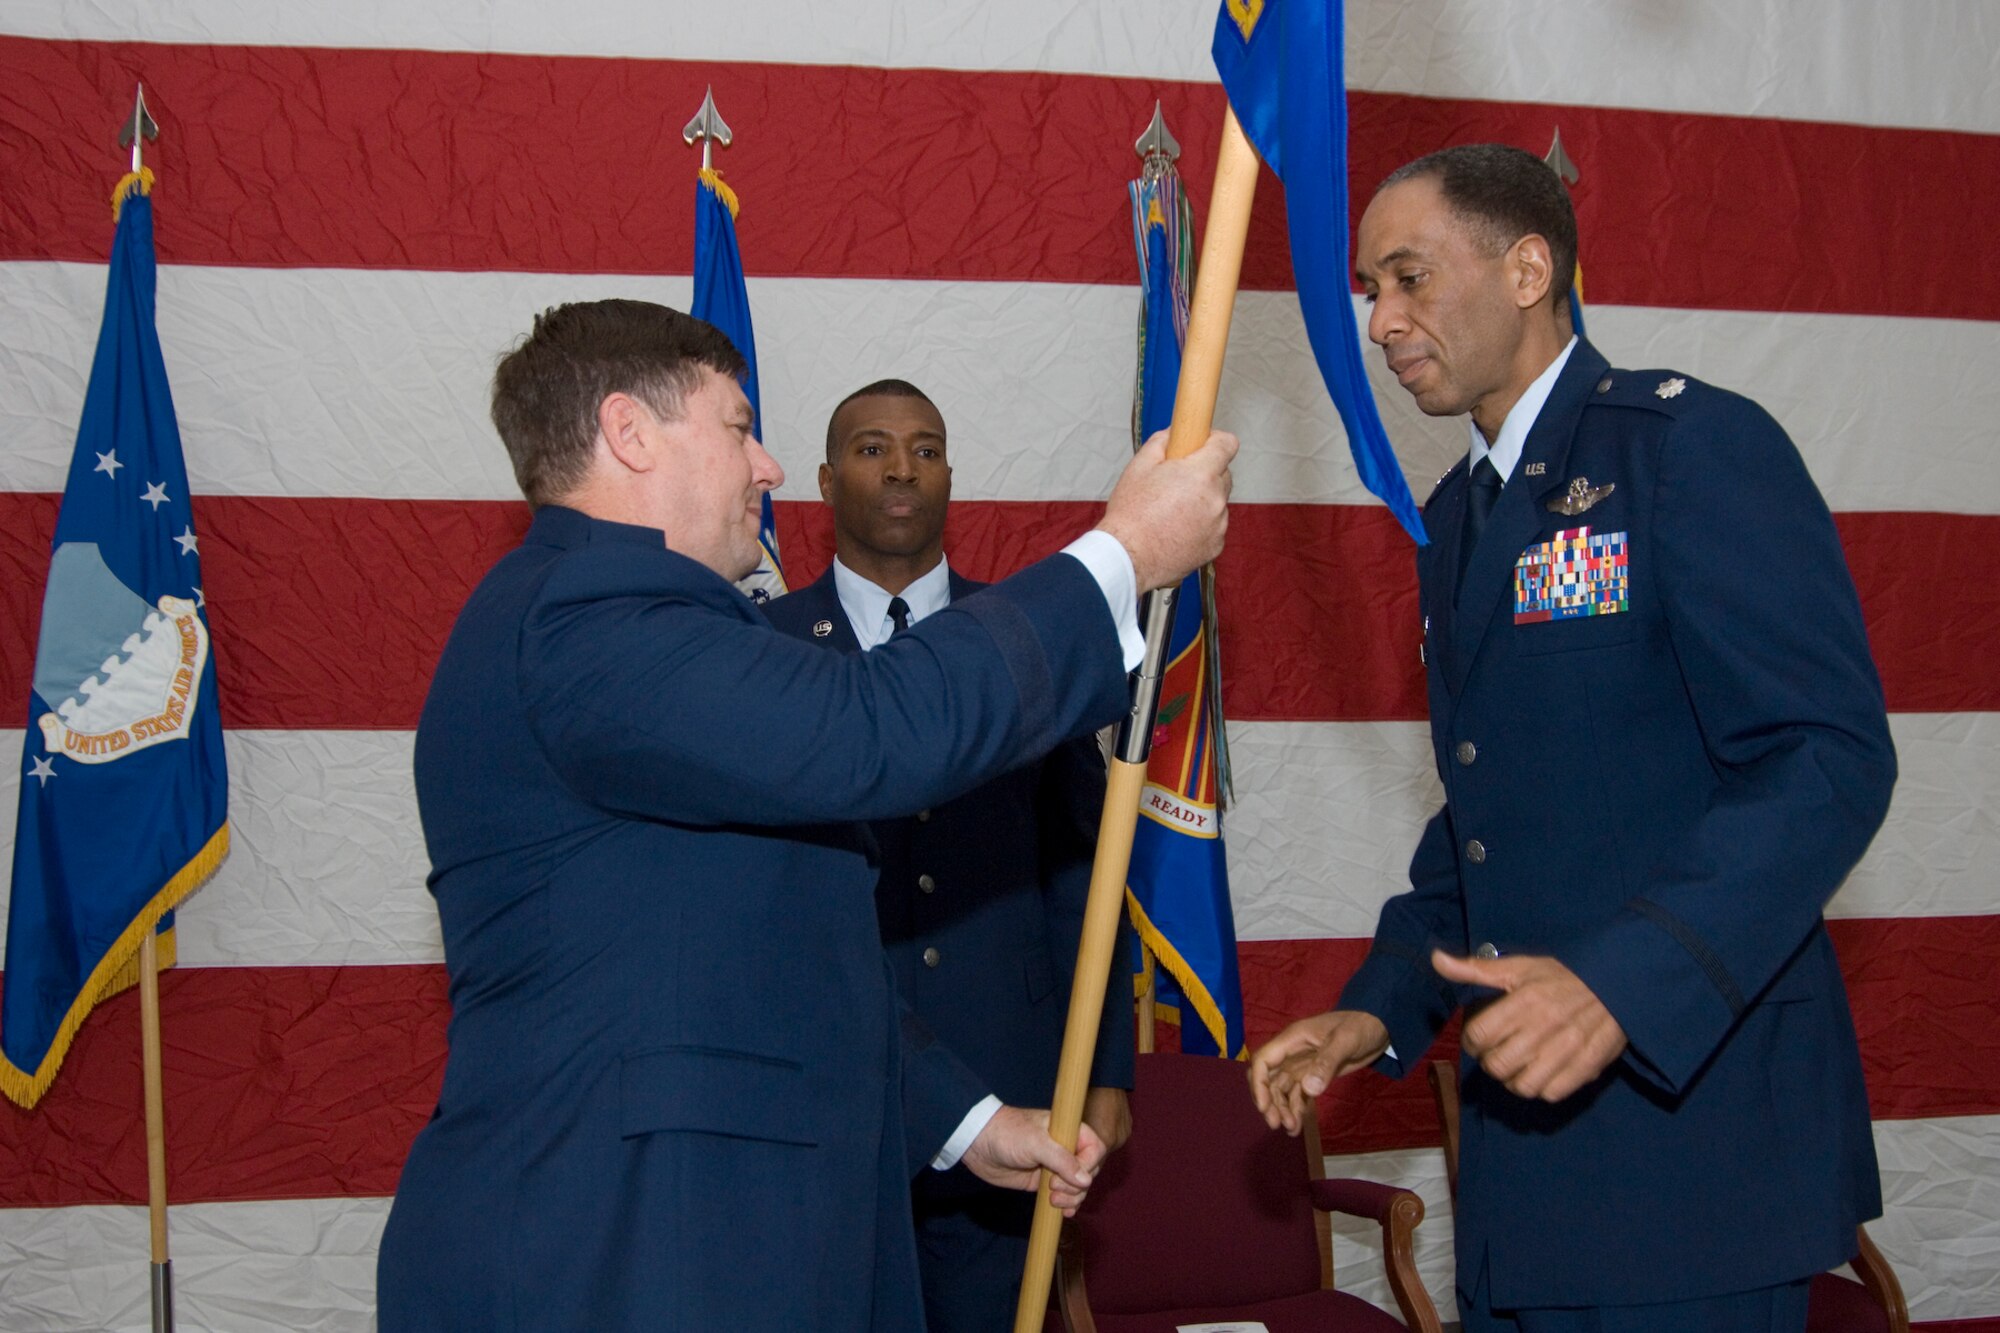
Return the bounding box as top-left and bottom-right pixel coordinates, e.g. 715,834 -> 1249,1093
1547,476 -> 1615,517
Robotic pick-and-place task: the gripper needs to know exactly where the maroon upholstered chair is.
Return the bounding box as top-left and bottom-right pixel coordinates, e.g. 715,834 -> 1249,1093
1055,1051 -> 1442,1332
1426,1061 -> 1910,1333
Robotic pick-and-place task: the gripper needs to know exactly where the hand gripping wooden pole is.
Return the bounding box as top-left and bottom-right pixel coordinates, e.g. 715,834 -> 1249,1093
1012,104 -> 1261,1333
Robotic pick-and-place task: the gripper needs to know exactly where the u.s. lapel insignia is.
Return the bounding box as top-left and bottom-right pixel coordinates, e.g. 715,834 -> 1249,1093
812,619 -> 833,638
1655,377 -> 1687,399
1547,475 -> 1615,516
1524,461 -> 1547,476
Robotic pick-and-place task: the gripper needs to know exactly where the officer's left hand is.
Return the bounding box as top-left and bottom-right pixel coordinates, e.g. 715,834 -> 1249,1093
1432,949 -> 1628,1103
962,1106 -> 1107,1215
1082,1086 -> 1131,1154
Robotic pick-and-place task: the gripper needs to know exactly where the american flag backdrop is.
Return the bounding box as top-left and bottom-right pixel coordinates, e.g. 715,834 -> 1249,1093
2,2 -> 1997,1327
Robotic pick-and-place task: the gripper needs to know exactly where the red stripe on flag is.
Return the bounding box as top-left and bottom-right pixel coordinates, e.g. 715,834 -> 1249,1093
0,917 -> 1990,1204
2,495 -> 1995,727
0,964 -> 445,1207
5,37 -> 2000,319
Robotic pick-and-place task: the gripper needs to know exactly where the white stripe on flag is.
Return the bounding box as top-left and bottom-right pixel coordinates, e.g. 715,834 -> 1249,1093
5,263 -> 1999,515
2,716 -> 1991,968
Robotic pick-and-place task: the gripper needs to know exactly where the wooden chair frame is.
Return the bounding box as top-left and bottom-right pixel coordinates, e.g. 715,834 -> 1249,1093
1056,1073 -> 1443,1333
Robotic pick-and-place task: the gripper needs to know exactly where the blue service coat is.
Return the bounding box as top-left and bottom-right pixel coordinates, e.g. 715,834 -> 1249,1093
1340,341 -> 1896,1307
766,568 -> 1133,1332
375,506 -> 1128,1332
767,568 -> 1133,1103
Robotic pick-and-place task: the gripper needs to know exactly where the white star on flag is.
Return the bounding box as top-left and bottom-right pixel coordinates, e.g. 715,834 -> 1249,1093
94,449 -> 122,478
193,585 -> 206,609
27,755 -> 56,787
142,481 -> 170,510
174,526 -> 199,555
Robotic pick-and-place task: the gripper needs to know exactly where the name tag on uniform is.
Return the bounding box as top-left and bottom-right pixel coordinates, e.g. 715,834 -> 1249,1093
1514,526 -> 1629,624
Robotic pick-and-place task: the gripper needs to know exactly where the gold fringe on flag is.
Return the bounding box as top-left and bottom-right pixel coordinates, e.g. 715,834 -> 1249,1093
698,167 -> 740,219
111,166 -> 155,220
0,822 -> 228,1109
1123,886 -> 1245,1059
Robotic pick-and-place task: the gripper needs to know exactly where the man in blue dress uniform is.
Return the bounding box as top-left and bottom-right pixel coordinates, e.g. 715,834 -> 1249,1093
766,380 -> 1134,1331
375,300 -> 1235,1331
1249,146 -> 1896,1331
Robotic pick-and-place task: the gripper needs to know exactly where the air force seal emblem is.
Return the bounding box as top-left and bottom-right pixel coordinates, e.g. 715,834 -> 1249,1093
31,542 -> 209,764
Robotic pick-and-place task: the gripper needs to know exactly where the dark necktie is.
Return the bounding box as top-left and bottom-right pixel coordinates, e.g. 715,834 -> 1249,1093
886,595 -> 912,637
1459,455 -> 1504,583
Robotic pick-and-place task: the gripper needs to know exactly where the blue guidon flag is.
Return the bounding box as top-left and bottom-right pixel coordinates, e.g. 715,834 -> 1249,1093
3,172 -> 229,1109
691,167 -> 787,603
1124,170 -> 1245,1059
1213,0 -> 1428,545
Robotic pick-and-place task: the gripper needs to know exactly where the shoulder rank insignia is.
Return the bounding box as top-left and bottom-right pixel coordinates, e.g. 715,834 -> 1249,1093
812,619 -> 833,638
1547,475 -> 1615,516
1655,377 -> 1687,399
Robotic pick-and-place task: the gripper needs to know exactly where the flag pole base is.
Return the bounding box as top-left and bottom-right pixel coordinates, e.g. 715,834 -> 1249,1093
151,1260 -> 174,1332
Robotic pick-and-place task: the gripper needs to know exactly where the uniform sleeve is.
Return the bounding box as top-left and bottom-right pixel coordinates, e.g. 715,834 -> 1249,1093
520,553 -> 1128,829
1562,395 -> 1897,1093
1336,801 -> 1469,1078
897,999 -> 992,1175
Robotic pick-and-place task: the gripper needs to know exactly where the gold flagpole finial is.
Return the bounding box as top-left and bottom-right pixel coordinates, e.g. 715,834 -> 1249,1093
683,87 -> 733,174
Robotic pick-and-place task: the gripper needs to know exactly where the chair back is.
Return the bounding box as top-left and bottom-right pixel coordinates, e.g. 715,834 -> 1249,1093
1067,1052 -> 1324,1313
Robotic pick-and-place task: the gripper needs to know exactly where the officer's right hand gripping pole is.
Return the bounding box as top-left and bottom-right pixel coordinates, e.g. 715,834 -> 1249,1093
1012,104 -> 1261,1333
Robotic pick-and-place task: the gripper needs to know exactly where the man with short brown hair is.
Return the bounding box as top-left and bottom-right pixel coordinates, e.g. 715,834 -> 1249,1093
378,299 -> 1235,1331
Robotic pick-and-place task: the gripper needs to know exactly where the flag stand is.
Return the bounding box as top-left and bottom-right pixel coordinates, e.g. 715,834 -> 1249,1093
1135,949 -> 1156,1053
1011,104 -> 1261,1333
140,933 -> 173,1331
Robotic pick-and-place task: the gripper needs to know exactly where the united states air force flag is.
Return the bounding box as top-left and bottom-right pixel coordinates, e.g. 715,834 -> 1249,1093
691,168 -> 787,603
1124,173 -> 1245,1059
3,175 -> 229,1109
1213,0 -> 1428,546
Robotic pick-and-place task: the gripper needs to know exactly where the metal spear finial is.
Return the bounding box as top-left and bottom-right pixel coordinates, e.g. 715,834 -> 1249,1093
119,84 -> 159,175
1135,101 -> 1181,183
683,87 -> 733,173
1544,128 -> 1579,187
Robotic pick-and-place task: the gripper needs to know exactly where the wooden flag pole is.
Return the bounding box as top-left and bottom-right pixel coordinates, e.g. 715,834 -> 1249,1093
120,83 -> 177,1333
139,932 -> 174,1331
1011,104 -> 1261,1333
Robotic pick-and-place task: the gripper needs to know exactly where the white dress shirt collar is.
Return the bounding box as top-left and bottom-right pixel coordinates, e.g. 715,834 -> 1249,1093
831,555 -> 953,651
1468,335 -> 1579,482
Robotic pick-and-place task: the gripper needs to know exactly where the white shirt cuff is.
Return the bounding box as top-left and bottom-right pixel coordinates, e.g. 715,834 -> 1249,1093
931,1094 -> 1003,1171
1060,529 -> 1144,671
